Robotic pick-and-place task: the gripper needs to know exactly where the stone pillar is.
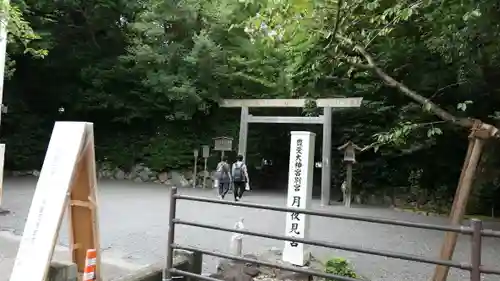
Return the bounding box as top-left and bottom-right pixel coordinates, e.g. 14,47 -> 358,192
283,131 -> 315,266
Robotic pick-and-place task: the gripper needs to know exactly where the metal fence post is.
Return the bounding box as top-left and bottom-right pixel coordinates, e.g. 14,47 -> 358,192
470,219 -> 482,281
163,186 -> 178,281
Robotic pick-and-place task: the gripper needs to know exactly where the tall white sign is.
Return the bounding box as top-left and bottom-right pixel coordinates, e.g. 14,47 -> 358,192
9,122 -> 88,281
283,131 -> 315,266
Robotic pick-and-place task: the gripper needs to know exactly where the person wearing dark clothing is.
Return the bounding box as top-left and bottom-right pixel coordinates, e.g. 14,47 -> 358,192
215,156 -> 232,199
231,154 -> 250,201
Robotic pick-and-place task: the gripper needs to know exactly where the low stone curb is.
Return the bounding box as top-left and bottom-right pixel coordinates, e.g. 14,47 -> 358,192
109,250 -> 202,281
46,250 -> 202,281
392,207 -> 446,217
5,167 -> 214,187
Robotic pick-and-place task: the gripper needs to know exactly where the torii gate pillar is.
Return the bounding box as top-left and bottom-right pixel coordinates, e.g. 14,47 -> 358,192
220,98 -> 362,205
321,107 -> 332,206
238,106 -> 249,158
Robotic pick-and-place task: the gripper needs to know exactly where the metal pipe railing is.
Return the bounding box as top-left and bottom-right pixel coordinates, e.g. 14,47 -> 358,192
163,186 -> 179,281
470,219 -> 482,281
175,194 -> 472,234
480,228 -> 500,238
164,187 -> 500,281
174,218 -> 470,270
480,266 -> 500,275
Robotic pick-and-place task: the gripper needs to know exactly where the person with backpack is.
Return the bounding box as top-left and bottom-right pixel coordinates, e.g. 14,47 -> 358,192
232,154 -> 250,201
215,155 -> 232,199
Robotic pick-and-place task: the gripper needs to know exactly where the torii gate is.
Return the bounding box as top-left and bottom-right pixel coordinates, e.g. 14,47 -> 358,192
220,98 -> 363,205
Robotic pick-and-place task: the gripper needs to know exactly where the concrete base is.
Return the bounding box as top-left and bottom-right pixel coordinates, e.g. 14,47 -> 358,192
108,263 -> 164,281
109,250 -> 202,281
43,250 -> 202,281
0,230 -> 144,281
48,261 -> 78,281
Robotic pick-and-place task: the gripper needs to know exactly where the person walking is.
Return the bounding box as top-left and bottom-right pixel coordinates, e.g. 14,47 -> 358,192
231,154 -> 250,201
215,155 -> 232,199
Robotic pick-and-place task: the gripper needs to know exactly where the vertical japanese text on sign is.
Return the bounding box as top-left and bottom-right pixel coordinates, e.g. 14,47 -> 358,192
283,131 -> 315,266
293,139 -> 303,192
289,138 -> 303,247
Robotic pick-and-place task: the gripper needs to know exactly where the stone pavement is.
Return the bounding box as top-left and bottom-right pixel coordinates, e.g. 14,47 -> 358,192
1,177 -> 500,281
0,230 -> 147,281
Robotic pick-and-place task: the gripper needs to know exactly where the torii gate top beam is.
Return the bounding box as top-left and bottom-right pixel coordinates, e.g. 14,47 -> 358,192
220,98 -> 363,108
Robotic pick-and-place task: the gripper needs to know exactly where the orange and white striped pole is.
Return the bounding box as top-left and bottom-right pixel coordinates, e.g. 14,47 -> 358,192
83,249 -> 97,281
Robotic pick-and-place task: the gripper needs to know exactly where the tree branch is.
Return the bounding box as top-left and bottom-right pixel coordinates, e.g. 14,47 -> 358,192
429,81 -> 469,100
337,56 -> 372,69
332,0 -> 344,41
336,34 -> 500,138
336,35 -> 481,129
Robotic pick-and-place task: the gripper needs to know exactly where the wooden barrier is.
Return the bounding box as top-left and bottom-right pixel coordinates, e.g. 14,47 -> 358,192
9,122 -> 101,281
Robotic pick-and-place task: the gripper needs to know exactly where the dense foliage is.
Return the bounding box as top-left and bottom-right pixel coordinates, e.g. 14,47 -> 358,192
3,0 -> 500,214
325,257 -> 358,279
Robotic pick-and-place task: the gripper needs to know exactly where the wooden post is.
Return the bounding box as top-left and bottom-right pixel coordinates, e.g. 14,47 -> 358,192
345,162 -> 353,208
447,139 -> 474,221
203,158 -> 208,189
193,149 -> 198,188
9,122 -> 101,281
338,141 -> 364,208
202,145 -> 209,189
432,136 -> 485,281
68,125 -> 101,279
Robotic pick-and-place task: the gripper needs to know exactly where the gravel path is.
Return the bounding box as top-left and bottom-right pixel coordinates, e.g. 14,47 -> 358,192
1,177 -> 499,281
